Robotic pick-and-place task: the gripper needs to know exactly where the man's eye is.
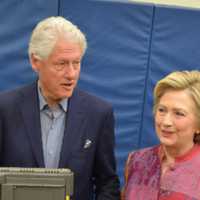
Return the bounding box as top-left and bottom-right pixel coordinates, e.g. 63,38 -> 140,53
58,62 -> 65,66
73,61 -> 80,65
54,62 -> 66,71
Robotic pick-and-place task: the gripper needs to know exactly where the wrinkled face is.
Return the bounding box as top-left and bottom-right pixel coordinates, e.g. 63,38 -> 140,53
155,89 -> 199,153
31,39 -> 83,106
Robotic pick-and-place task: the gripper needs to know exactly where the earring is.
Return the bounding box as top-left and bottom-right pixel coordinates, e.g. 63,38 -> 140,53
196,130 -> 200,135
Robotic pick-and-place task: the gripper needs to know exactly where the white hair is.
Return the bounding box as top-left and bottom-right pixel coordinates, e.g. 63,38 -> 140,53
28,16 -> 87,60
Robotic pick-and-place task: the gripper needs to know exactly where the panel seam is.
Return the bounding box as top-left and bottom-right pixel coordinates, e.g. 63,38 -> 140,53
137,5 -> 156,149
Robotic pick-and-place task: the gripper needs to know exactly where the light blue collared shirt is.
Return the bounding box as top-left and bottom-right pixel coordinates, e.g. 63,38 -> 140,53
38,85 -> 68,168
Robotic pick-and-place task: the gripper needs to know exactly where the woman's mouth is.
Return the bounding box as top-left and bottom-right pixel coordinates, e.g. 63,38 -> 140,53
161,130 -> 174,137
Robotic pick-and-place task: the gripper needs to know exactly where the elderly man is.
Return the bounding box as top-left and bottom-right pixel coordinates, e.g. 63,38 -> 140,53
0,16 -> 120,200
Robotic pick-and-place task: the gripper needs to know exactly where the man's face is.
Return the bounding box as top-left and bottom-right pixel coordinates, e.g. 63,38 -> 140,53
31,39 -> 83,106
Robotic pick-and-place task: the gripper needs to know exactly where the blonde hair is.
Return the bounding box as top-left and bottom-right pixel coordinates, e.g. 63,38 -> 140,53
153,70 -> 200,143
28,16 -> 87,60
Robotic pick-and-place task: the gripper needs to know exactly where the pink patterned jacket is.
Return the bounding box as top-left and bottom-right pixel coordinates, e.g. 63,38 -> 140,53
122,145 -> 200,200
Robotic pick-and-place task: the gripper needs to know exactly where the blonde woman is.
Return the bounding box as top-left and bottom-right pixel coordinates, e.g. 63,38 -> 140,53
122,71 -> 200,200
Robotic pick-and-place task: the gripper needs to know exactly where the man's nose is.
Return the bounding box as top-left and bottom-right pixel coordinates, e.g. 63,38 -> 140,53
64,64 -> 76,77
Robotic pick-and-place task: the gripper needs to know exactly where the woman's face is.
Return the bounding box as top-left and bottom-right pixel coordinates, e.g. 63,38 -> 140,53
155,89 -> 199,153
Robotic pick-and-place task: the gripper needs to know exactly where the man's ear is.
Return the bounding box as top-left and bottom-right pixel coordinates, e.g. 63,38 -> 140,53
30,54 -> 41,72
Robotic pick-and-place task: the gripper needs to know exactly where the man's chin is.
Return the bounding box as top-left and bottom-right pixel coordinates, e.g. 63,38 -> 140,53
55,89 -> 74,101
62,91 -> 73,99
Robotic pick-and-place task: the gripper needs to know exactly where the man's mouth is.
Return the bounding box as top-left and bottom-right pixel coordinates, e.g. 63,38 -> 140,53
61,82 -> 73,89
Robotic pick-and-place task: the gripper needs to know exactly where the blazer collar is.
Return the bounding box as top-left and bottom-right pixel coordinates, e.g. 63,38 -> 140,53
18,82 -> 45,167
59,88 -> 86,167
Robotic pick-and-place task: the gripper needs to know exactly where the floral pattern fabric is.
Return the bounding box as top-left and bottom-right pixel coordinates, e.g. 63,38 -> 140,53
123,145 -> 200,200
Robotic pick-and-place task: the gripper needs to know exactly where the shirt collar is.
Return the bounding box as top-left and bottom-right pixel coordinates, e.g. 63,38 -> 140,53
158,144 -> 200,163
37,82 -> 68,112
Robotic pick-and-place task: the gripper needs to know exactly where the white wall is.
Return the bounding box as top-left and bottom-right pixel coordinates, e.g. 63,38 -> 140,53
129,0 -> 200,8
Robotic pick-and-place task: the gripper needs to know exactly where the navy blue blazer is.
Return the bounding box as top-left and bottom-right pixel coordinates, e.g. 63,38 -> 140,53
0,82 -> 120,200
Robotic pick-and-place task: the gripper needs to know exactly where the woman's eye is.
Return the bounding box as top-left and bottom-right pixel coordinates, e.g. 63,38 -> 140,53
158,107 -> 165,113
175,111 -> 185,116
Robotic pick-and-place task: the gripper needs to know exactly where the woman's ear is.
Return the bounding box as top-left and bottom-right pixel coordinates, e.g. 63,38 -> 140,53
195,130 -> 200,135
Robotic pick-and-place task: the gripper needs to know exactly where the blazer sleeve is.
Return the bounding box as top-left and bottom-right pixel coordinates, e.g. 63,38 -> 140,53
0,113 -> 2,162
93,107 -> 120,200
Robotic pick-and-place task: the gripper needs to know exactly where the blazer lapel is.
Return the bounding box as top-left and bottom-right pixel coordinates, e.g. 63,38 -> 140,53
19,83 -> 45,167
59,89 -> 86,167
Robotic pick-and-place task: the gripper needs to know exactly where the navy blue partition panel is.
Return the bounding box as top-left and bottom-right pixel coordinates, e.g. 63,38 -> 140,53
60,0 -> 154,184
141,5 -> 200,148
0,0 -> 59,91
1,0 -> 200,188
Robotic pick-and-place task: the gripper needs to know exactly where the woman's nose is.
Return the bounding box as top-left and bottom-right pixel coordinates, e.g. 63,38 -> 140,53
162,113 -> 173,127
